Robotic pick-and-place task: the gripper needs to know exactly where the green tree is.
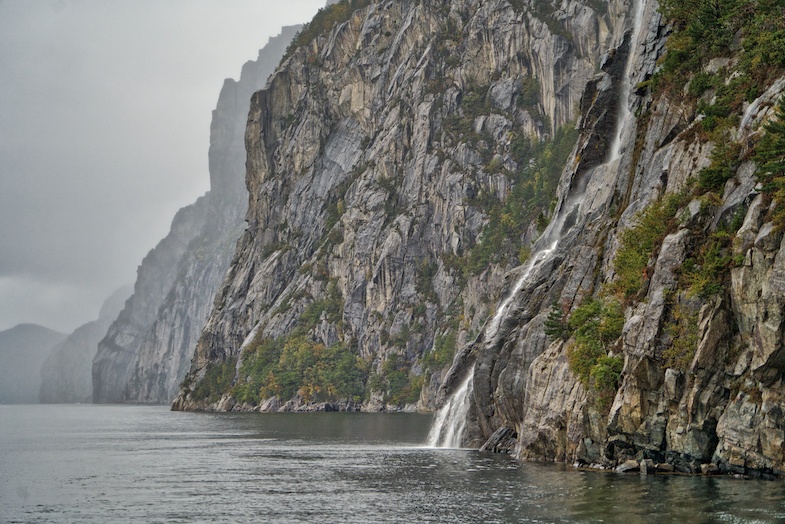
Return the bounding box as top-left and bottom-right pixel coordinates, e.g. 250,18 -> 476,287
755,96 -> 785,229
544,303 -> 570,341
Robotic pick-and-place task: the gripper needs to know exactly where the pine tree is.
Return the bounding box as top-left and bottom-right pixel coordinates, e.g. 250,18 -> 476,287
755,95 -> 785,229
544,303 -> 569,342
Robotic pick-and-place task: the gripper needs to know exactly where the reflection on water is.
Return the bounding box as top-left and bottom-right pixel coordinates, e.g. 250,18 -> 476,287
1,405 -> 784,523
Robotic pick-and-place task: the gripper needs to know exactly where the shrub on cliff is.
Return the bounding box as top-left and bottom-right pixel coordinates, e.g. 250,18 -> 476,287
654,0 -> 785,140
233,336 -> 367,405
565,298 -> 624,404
192,357 -> 237,403
608,192 -> 688,301
283,0 -> 374,62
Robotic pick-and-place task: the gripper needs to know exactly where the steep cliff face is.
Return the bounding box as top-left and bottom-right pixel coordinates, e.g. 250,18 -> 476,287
174,0 -> 630,412
92,198 -> 210,403
441,0 -> 785,478
177,0 -> 785,477
39,287 -> 130,403
92,27 -> 301,404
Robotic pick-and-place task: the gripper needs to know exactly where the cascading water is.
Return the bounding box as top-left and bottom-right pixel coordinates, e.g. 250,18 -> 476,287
426,183 -> 586,449
608,0 -> 646,163
426,371 -> 473,447
427,0 -> 646,449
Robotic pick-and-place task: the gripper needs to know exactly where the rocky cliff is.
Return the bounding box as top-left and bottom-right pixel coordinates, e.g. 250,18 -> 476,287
175,0 -> 785,477
173,0 -> 629,412
441,0 -> 785,478
39,287 -> 130,403
92,26 -> 301,404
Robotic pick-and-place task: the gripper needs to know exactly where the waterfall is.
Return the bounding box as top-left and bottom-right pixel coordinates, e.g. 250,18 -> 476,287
484,242 -> 557,339
427,371 -> 474,448
427,0 -> 646,449
483,164 -> 590,344
608,0 -> 646,162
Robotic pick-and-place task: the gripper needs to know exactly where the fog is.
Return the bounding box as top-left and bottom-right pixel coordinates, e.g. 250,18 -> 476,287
0,0 -> 324,332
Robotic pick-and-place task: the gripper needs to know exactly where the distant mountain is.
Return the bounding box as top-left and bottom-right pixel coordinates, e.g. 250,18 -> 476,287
0,324 -> 65,403
39,286 -> 131,403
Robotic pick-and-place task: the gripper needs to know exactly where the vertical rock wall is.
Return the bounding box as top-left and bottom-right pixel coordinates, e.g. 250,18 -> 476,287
174,0 -> 785,477
175,0 -> 625,412
448,0 -> 785,477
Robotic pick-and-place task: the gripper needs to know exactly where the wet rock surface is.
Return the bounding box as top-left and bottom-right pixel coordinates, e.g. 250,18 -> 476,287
170,0 -> 785,478
176,0 -> 618,413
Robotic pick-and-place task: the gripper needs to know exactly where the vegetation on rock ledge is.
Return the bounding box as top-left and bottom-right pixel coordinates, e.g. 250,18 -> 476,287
233,336 -> 367,405
460,124 -> 579,275
608,192 -> 690,301
283,0 -> 374,62
549,298 -> 625,407
655,0 -> 785,100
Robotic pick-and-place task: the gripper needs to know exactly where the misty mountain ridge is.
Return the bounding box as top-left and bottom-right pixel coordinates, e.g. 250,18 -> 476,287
0,323 -> 65,403
39,286 -> 132,403
91,24 -> 305,404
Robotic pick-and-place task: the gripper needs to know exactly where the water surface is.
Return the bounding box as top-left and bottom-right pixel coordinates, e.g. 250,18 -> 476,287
2,405 -> 784,522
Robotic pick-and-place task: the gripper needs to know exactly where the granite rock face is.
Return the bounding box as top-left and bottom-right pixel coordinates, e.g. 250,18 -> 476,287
174,0 -> 627,412
91,26 -> 301,404
441,0 -> 785,478
176,0 -> 785,477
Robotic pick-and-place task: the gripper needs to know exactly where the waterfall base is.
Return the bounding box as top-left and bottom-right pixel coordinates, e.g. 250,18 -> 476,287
426,372 -> 474,448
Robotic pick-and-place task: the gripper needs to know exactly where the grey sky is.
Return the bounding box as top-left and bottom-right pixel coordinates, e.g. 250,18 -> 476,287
0,0 -> 324,332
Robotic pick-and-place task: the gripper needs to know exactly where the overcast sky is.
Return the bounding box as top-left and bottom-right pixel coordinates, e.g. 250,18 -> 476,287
0,0 -> 324,333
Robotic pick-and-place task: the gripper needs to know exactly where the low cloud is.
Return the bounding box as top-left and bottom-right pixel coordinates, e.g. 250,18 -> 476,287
0,0 -> 324,332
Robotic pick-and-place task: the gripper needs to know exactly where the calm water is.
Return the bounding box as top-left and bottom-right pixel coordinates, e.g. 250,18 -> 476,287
1,405 -> 785,523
